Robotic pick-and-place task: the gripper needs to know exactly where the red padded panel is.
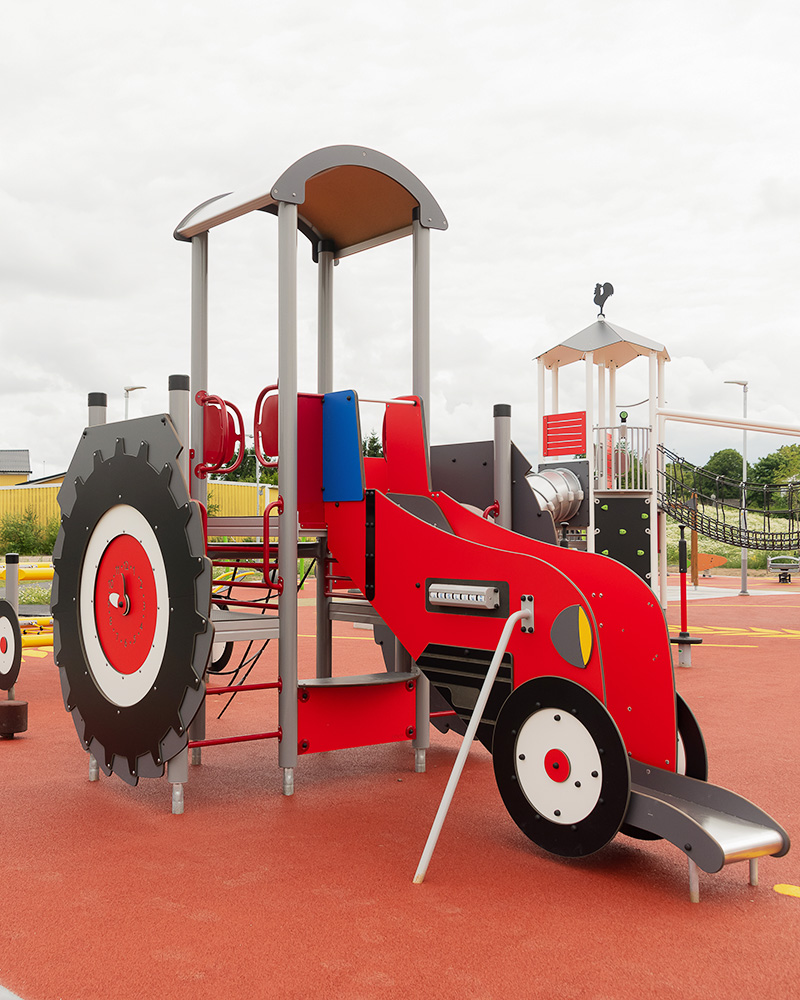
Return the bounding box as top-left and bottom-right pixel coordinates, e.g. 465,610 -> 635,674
383,397 -> 431,495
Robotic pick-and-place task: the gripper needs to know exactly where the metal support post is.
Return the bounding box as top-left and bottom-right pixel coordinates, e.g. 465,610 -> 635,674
584,352 -> 595,553
87,392 -> 107,428
749,858 -> 759,886
536,360 -> 546,468
412,214 -> 431,440
493,404 -> 512,529
317,245 -> 334,395
648,351 -> 659,590
688,857 -> 700,903
4,554 -> 19,702
277,202 -> 299,793
87,392 -> 106,778
190,233 -> 209,508
315,538 -> 332,679
167,746 -> 189,815
413,670 -> 430,773
170,373 -> 206,765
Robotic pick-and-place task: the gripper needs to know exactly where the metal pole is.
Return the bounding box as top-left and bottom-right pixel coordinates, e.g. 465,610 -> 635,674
536,360 -> 546,468
277,202 -> 299,795
86,392 -> 106,781
87,392 -> 107,428
585,352 -> 595,553
493,404 -> 512,529
5,553 -> 19,701
190,233 -> 209,507
315,537 -> 332,679
648,351 -> 659,591
741,384 -> 749,596
168,375 -> 191,485
412,215 -> 431,440
413,607 -> 532,884
317,245 -> 334,395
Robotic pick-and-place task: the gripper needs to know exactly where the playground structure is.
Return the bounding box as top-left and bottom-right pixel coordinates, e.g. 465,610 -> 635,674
50,145 -> 790,900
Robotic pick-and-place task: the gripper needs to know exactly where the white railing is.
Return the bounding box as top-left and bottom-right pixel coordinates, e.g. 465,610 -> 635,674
593,425 -> 650,491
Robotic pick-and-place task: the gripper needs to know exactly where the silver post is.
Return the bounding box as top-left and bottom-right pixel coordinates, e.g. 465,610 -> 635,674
584,351 -> 595,553
317,244 -> 334,395
648,351 -> 659,591
87,392 -> 107,780
749,857 -> 759,886
493,404 -> 512,529
688,857 -> 700,903
167,745 -> 189,814
413,670 -> 430,773
412,214 -> 431,440
724,380 -> 749,596
5,553 -> 19,614
190,233 -> 209,508
315,538 -> 332,679
277,202 -> 299,793
172,373 -> 206,765
87,392 -> 107,428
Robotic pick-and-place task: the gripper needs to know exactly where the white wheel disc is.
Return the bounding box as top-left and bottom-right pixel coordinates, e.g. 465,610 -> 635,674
79,504 -> 169,708
0,618 -> 16,679
515,708 -> 604,825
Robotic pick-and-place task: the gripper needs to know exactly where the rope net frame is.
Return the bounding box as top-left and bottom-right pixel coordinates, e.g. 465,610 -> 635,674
657,445 -> 800,551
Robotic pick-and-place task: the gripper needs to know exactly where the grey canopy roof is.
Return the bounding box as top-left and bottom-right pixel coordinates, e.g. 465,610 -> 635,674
536,318 -> 670,369
174,145 -> 447,259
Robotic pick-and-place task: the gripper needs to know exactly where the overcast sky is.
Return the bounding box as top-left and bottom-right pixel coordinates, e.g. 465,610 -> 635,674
3,0 -> 800,481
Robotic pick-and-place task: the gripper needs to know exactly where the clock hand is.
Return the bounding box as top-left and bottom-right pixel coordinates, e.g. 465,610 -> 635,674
109,573 -> 131,615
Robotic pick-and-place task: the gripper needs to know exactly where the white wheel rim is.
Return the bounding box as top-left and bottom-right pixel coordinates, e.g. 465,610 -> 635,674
0,617 -> 16,678
79,504 -> 169,708
515,708 -> 603,825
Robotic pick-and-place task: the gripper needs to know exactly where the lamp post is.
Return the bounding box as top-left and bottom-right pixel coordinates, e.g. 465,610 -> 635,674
123,385 -> 147,419
724,380 -> 749,596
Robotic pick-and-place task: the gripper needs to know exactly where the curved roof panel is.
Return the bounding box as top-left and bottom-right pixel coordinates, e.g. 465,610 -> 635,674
174,145 -> 447,257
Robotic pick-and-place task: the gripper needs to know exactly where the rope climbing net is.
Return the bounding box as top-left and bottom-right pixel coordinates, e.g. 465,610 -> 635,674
656,445 -> 800,551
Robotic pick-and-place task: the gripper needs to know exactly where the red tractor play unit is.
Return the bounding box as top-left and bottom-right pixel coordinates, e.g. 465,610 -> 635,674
52,146 -> 788,901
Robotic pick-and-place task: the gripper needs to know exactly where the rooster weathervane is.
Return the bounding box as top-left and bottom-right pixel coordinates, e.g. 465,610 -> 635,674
594,282 -> 614,317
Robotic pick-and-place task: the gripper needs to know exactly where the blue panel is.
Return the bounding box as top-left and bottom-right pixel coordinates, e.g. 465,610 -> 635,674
323,390 -> 364,502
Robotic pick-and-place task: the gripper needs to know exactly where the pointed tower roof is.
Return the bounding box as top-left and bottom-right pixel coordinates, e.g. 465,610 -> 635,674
536,317 -> 670,369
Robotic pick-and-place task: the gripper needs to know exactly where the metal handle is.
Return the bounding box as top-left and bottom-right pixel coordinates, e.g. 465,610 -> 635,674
253,383 -> 279,469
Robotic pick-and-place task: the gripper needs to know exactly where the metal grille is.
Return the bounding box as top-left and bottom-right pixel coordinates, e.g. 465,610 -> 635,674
593,426 -> 650,491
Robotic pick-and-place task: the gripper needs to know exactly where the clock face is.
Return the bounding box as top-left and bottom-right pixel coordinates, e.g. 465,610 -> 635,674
93,533 -> 157,675
79,504 -> 169,708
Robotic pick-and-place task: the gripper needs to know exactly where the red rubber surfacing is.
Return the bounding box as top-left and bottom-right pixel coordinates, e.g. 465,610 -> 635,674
93,534 -> 157,674
544,747 -> 571,782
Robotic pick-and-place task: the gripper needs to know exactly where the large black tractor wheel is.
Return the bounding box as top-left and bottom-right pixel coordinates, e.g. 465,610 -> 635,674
492,676 -> 631,858
52,414 -> 213,786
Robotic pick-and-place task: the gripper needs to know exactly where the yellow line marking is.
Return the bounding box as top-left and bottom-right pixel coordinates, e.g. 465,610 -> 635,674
22,650 -> 49,659
699,644 -> 757,648
774,884 -> 800,898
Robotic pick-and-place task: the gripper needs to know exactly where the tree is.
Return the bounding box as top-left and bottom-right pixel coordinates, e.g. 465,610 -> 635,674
700,448 -> 747,500
362,429 -> 383,457
223,446 -> 277,485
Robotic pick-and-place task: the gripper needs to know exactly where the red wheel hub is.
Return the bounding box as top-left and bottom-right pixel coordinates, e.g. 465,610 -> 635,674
94,534 -> 157,675
544,748 -> 571,783
0,637 -> 7,654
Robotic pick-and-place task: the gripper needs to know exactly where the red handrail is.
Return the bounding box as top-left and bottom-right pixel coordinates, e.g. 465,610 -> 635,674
263,496 -> 284,592
194,392 -> 246,478
254,383 -> 279,468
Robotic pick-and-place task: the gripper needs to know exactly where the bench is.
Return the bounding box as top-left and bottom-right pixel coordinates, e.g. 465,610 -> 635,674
767,556 -> 800,584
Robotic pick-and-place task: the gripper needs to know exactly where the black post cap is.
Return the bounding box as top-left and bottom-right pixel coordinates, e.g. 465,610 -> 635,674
493,404 -> 512,417
5,552 -> 19,564
87,393 -> 107,407
168,375 -> 190,391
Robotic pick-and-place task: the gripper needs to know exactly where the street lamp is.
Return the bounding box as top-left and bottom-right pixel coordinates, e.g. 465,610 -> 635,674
724,379 -> 749,596
123,385 -> 147,419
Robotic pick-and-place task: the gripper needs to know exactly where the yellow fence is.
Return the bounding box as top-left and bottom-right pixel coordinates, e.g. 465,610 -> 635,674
0,481 -> 277,525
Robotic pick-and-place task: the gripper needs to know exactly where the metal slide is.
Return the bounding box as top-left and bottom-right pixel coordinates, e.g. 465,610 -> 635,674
625,760 -> 789,876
